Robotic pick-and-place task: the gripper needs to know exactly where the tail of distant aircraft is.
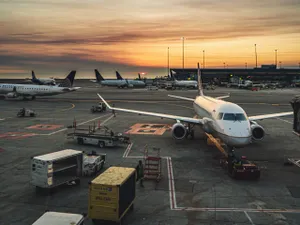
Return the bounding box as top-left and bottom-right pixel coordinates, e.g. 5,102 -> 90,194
138,73 -> 141,80
197,63 -> 204,96
58,71 -> 76,87
31,71 -> 43,85
116,71 -> 123,80
95,69 -> 105,82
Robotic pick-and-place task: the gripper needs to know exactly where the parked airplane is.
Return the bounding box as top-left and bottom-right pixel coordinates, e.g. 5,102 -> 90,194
115,71 -> 146,88
170,70 -> 198,89
97,63 -> 293,150
0,71 -> 80,100
31,71 -> 56,85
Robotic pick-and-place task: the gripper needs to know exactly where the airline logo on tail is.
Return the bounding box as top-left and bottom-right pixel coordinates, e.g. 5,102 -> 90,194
116,71 -> 123,80
58,71 -> 76,87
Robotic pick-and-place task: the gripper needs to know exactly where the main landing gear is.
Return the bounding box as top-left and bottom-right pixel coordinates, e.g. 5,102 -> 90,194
185,123 -> 195,139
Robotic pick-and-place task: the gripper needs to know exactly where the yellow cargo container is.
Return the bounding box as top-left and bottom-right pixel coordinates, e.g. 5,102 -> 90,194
88,166 -> 136,224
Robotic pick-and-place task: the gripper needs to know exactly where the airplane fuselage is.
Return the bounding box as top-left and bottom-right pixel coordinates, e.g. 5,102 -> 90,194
174,80 -> 198,88
0,83 -> 75,97
193,96 -> 252,147
100,79 -> 145,87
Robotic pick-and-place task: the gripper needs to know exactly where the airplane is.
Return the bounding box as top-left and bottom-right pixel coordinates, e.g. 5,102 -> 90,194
0,71 -> 80,100
170,70 -> 198,89
116,71 -> 146,88
31,71 -> 56,85
92,70 -> 145,88
97,63 -> 293,150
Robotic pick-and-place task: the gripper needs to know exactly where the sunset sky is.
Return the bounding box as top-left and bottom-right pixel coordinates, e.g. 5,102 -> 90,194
0,0 -> 300,78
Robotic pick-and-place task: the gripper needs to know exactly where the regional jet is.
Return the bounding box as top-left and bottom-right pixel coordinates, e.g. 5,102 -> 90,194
170,70 -> 198,89
92,69 -> 145,88
0,71 -> 80,100
31,71 -> 56,86
116,71 -> 146,88
97,63 -> 293,149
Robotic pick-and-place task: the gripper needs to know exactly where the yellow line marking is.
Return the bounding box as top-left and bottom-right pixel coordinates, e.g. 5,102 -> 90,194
60,103 -> 75,112
271,104 -> 280,106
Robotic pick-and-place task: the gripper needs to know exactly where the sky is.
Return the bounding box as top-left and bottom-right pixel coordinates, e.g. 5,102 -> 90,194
0,0 -> 300,79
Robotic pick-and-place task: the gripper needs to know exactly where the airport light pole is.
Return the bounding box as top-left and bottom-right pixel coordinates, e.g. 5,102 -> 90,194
167,47 -> 170,76
298,62 -> 300,68
181,37 -> 185,72
245,62 -> 248,69
255,44 -> 258,68
223,62 -> 225,69
203,50 -> 205,69
275,49 -> 278,68
279,61 -> 282,69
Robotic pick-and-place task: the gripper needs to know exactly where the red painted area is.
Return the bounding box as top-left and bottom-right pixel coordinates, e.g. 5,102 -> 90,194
0,132 -> 36,140
126,123 -> 171,135
26,124 -> 63,130
0,148 -> 4,152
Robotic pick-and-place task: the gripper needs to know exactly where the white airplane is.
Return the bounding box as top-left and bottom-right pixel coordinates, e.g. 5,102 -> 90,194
97,63 -> 293,150
116,71 -> 146,88
171,70 -> 198,89
31,71 -> 56,85
0,71 -> 80,100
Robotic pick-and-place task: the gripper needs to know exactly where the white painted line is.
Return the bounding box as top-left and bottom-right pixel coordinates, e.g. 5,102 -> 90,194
244,211 -> 255,225
123,143 -> 133,158
125,143 -> 134,157
276,117 -> 293,124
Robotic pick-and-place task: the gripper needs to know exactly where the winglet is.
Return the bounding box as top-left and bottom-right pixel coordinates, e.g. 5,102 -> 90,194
97,94 -> 112,109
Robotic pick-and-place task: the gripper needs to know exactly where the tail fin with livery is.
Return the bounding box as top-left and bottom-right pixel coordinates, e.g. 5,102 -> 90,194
116,71 -> 123,80
58,71 -> 76,87
95,69 -> 104,82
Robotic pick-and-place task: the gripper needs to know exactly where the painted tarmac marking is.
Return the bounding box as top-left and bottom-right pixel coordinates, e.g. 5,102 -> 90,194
60,103 -> 75,112
0,132 -> 36,140
244,211 -> 255,225
126,123 -> 171,135
276,117 -> 293,124
122,146 -> 300,214
26,124 -> 63,130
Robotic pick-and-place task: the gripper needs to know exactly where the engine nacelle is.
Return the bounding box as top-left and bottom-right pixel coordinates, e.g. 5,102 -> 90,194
251,122 -> 265,141
6,92 -> 18,98
172,123 -> 187,140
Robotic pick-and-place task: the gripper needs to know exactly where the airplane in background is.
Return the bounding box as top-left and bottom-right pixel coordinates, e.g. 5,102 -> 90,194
31,71 -> 56,86
0,71 -> 80,100
115,71 -> 146,88
97,63 -> 293,150
170,70 -> 198,89
92,70 -> 145,88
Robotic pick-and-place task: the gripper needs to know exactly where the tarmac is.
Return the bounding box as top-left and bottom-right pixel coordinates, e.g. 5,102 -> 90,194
1,82 -> 300,225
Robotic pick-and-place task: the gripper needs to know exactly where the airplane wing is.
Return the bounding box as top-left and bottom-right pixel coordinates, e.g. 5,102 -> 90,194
216,94 -> 230,100
168,94 -> 194,101
248,112 -> 293,121
97,94 -> 203,124
90,80 -> 97,83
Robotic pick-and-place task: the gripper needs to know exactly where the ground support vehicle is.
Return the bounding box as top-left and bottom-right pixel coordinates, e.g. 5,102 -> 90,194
91,102 -> 107,113
88,167 -> 136,225
31,149 -> 83,194
220,155 -> 261,180
32,211 -> 85,225
83,151 -> 106,176
17,108 -> 36,117
67,126 -> 130,148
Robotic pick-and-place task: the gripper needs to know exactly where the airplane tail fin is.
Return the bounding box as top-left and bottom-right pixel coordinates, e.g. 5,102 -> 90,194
138,73 -> 141,80
95,69 -> 104,82
58,71 -> 76,87
197,63 -> 204,96
116,71 -> 123,80
31,71 -> 37,80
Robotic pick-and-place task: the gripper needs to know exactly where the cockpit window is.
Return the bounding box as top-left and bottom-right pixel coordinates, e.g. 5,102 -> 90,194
217,113 -> 223,120
223,113 -> 246,121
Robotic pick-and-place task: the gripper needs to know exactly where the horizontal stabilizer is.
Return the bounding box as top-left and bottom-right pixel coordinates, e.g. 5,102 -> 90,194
216,94 -> 230,100
168,94 -> 194,101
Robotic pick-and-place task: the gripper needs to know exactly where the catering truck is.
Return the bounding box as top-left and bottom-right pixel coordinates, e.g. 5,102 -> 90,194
88,167 -> 136,224
31,149 -> 83,193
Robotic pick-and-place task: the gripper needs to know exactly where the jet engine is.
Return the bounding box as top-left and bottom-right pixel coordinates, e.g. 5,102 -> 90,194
251,121 -> 265,141
6,92 -> 18,98
172,123 -> 188,140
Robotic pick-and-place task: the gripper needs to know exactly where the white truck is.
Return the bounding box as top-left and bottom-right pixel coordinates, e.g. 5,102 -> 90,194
32,211 -> 85,225
31,149 -> 83,193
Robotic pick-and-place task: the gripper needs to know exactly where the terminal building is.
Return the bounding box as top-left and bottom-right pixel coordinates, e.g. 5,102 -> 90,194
170,65 -> 300,84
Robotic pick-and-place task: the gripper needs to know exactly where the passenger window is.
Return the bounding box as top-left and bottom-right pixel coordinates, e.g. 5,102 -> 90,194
217,113 -> 223,120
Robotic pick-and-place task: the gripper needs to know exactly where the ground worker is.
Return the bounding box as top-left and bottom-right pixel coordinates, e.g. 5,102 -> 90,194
138,160 -> 144,187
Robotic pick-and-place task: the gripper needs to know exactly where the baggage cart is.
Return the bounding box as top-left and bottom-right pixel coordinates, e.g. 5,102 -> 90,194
32,211 -> 85,225
88,167 -> 136,224
31,149 -> 83,193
